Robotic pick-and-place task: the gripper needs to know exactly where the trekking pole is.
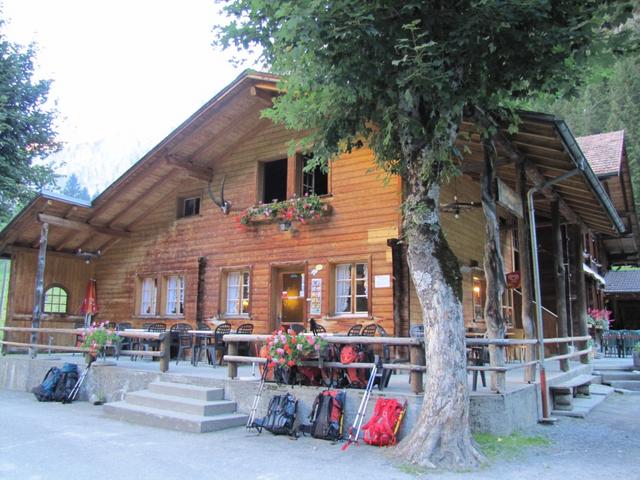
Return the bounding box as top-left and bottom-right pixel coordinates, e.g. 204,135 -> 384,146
65,356 -> 94,403
246,362 -> 269,429
342,355 -> 378,451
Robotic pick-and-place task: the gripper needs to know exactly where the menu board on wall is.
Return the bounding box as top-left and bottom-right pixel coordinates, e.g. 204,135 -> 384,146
310,278 -> 322,316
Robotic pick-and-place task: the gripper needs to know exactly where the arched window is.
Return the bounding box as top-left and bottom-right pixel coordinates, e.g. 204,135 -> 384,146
44,285 -> 68,314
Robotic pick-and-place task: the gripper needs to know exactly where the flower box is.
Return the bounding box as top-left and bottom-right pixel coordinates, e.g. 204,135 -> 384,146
239,194 -> 332,226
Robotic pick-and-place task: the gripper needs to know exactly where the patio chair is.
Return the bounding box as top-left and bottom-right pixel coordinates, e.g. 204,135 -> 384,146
170,323 -> 193,365
236,323 -> 254,367
207,322 -> 232,367
192,323 -> 212,365
72,322 -> 85,356
346,324 -> 363,336
288,323 -> 306,334
137,322 -> 166,361
361,323 -> 381,337
114,322 -> 133,360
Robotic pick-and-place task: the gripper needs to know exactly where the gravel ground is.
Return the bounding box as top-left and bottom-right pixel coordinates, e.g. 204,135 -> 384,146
0,388 -> 638,480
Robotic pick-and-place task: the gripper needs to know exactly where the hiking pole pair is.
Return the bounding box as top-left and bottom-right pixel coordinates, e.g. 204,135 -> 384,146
342,355 -> 379,450
64,356 -> 95,404
246,362 -> 269,430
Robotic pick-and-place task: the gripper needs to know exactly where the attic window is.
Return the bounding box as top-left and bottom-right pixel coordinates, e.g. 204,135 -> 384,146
179,196 -> 200,218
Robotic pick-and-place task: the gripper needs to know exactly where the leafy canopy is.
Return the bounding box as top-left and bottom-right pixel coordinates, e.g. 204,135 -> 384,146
0,20 -> 60,225
218,1 -> 634,178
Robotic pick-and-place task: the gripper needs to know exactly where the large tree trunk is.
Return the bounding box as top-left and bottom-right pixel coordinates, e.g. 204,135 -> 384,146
481,139 -> 506,393
395,114 -> 483,469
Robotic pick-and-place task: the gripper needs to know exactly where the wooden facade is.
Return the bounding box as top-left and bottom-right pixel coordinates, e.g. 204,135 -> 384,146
0,72 -> 635,353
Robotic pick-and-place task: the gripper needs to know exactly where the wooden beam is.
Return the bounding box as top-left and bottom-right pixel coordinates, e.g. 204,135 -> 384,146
30,222 -> 48,358
165,155 -> 212,181
552,200 -> 569,371
37,213 -> 131,238
250,85 -> 276,104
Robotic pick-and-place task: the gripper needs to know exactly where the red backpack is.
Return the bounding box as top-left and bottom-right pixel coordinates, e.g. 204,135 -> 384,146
361,398 -> 407,447
340,345 -> 367,388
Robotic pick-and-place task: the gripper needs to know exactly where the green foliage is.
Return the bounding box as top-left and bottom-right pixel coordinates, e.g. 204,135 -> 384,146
62,174 -> 91,201
474,432 -> 550,461
218,1 -> 634,184
0,19 -> 60,225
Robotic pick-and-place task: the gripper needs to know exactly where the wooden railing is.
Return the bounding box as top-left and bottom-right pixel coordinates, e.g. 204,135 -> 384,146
223,333 -> 593,394
0,327 -> 172,372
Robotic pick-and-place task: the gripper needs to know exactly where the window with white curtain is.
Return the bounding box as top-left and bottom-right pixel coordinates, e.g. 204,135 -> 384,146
140,277 -> 157,316
165,275 -> 184,315
334,262 -> 368,315
226,271 -> 250,316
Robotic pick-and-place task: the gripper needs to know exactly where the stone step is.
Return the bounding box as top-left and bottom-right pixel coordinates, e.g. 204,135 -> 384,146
608,380 -> 640,391
103,402 -> 248,433
552,384 -> 614,418
126,390 -> 238,416
148,381 -> 224,401
599,371 -> 640,383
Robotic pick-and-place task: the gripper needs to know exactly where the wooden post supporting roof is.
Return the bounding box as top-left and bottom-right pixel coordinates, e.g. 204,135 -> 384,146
516,161 -> 536,382
30,222 -> 48,358
569,225 -> 590,364
552,200 -> 570,371
481,138 -> 507,393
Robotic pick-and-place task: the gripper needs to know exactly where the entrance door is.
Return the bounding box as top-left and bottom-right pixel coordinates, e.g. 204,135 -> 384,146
281,272 -> 304,326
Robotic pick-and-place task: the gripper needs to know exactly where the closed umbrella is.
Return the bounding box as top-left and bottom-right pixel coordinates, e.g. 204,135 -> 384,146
80,279 -> 99,328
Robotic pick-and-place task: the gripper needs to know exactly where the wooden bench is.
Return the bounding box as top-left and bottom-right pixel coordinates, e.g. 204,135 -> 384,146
549,374 -> 596,411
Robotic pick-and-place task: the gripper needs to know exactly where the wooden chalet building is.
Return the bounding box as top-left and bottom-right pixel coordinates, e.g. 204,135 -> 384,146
0,71 -> 635,362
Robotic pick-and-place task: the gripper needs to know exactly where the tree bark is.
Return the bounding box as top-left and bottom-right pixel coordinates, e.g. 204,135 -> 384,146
30,222 -> 48,358
516,161 -> 536,382
394,104 -> 483,469
552,200 -> 569,371
481,139 -> 506,393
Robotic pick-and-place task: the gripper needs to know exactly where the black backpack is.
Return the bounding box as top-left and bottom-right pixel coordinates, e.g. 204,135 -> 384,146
253,393 -> 297,435
53,363 -> 79,402
300,390 -> 345,441
32,367 -> 63,402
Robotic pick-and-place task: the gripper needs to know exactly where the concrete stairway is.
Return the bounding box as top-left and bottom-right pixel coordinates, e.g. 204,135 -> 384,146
598,370 -> 640,392
103,381 -> 248,433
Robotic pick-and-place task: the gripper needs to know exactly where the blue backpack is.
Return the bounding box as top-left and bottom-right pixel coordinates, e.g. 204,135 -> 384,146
32,367 -> 63,402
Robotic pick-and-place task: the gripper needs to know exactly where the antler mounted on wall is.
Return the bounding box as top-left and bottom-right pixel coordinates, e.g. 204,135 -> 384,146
208,175 -> 231,214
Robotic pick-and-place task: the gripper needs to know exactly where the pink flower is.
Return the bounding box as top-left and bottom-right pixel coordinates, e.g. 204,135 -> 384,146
296,344 -> 303,351
276,348 -> 285,355
307,336 -> 315,345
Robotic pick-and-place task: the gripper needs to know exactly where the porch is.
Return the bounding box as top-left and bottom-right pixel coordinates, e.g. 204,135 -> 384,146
0,349 -> 598,437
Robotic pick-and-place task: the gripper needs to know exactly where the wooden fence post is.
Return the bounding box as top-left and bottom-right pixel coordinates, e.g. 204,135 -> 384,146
410,342 -> 425,394
227,341 -> 238,379
159,334 -> 171,372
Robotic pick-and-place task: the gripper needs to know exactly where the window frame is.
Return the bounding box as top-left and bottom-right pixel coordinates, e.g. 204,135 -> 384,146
164,274 -> 185,317
300,153 -> 329,197
220,267 -> 252,319
43,284 -> 69,314
331,261 -> 370,317
176,191 -> 202,220
136,276 -> 159,317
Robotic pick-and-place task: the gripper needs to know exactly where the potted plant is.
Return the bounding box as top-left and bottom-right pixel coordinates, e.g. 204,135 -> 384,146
82,322 -> 121,361
262,329 -> 328,384
633,342 -> 640,369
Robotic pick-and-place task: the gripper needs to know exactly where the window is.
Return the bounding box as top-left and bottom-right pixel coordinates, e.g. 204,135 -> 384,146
182,197 -> 200,217
302,155 -> 328,196
43,285 -> 68,314
472,274 -> 486,321
225,271 -> 250,316
140,277 -> 157,316
334,263 -> 368,315
262,158 -> 287,203
165,275 -> 185,315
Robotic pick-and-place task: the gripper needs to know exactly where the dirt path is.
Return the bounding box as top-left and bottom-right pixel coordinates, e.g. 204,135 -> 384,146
0,389 -> 638,479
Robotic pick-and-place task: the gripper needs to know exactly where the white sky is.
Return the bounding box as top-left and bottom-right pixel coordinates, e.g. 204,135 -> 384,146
2,0 -> 255,193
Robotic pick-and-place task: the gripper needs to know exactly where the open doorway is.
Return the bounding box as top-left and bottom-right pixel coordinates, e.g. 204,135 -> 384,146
270,265 -> 306,332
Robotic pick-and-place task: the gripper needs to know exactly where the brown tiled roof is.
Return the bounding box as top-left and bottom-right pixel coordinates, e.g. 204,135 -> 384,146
604,270 -> 640,294
576,130 -> 625,177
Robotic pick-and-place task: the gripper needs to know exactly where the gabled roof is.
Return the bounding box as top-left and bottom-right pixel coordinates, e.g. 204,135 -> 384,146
576,130 -> 625,177
604,270 -> 640,294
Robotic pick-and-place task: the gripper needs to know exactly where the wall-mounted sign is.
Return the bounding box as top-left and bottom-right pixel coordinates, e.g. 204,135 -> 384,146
374,274 -> 391,288
506,271 -> 521,289
309,278 -> 322,315
496,178 -> 523,218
